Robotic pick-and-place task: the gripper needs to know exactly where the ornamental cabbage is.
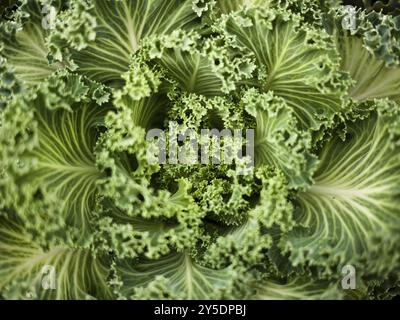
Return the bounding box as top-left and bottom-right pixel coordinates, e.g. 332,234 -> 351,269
0,0 -> 399,300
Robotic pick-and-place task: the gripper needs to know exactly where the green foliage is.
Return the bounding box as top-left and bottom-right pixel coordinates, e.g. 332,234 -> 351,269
0,0 -> 399,300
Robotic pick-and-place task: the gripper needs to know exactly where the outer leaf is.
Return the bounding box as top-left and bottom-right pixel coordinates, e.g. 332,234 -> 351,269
115,252 -> 238,299
285,100 -> 400,276
0,212 -> 113,300
54,0 -> 202,86
219,8 -> 350,130
252,277 -> 343,300
339,36 -> 400,101
328,8 -> 400,67
0,72 -> 110,239
0,1 -> 61,86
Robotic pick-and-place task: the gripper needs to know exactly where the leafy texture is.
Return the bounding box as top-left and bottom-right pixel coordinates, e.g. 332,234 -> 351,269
0,1 -> 62,87
0,71 -> 110,241
0,211 -> 113,299
0,0 -> 399,300
115,252 -> 238,299
343,0 -> 400,16
243,89 -> 317,188
339,32 -> 400,101
219,8 -> 350,130
49,0 -> 202,86
285,100 -> 400,277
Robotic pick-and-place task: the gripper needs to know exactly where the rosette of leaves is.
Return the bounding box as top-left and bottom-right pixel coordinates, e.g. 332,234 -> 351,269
0,0 -> 399,300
